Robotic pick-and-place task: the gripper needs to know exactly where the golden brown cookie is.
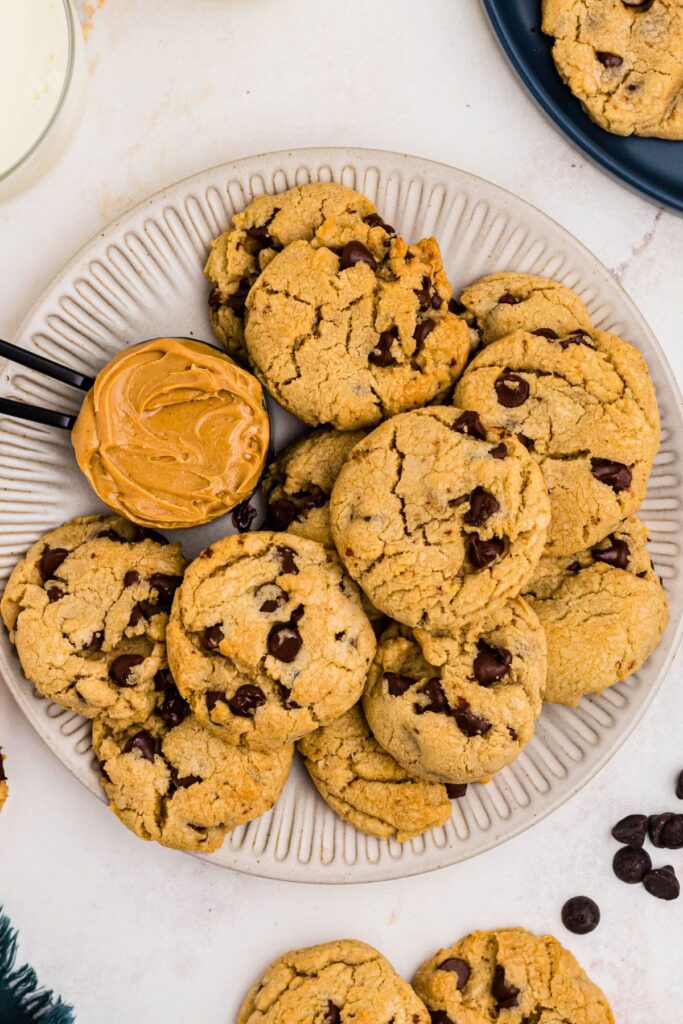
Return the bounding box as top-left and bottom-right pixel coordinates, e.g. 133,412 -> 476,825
0,748 -> 7,813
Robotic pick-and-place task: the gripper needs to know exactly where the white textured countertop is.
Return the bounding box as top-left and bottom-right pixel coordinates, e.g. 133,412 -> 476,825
0,2 -> 681,1021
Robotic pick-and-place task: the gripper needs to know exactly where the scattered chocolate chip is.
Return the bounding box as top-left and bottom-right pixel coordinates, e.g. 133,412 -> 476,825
431,292 -> 443,310
108,654 -> 144,687
453,410 -> 486,441
128,603 -> 147,628
97,528 -> 127,543
613,845 -> 651,883
612,813 -> 648,846
0,751 -> 6,783
531,328 -> 559,339
464,487 -> 500,527
340,241 -> 376,272
267,623 -> 302,662
208,286 -> 222,311
228,684 -> 266,718
590,457 -> 631,492
495,371 -> 529,408
643,865 -> 680,900
415,678 -> 449,715
517,433 -> 535,451
47,586 -> 63,603
154,669 -> 172,691
452,699 -> 491,737
268,498 -> 297,529
473,639 -> 512,686
415,276 -> 433,310
661,815 -> 683,850
296,485 -> 327,512
232,500 -> 257,533
592,536 -> 629,570
438,957 -> 470,990
149,573 -> 183,610
508,726 -> 518,741
621,0 -> 654,8
649,813 -> 674,848
446,783 -> 468,800
429,1013 -> 455,1024
491,965 -> 520,1009
413,318 -> 436,348
246,223 -> 273,251
364,212 -> 395,234
225,278 -> 250,315
596,51 -> 623,67
276,682 -> 300,709
324,1002 -> 341,1024
124,570 -> 140,587
159,685 -> 189,729
133,526 -> 169,545
289,604 -> 305,624
567,561 -> 581,573
448,298 -> 466,315
123,730 -> 156,762
86,630 -> 104,651
467,533 -> 505,569
561,896 -> 600,934
39,546 -> 68,580
170,769 -> 202,789
206,690 -> 227,713
257,584 -> 289,613
489,442 -> 507,460
497,292 -> 521,306
369,327 -> 399,367
202,625 -> 224,651
676,770 -> 683,800
276,546 -> 298,574
385,671 -> 415,696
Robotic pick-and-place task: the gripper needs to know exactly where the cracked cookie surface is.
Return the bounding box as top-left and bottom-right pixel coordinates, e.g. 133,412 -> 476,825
363,602 -> 546,785
456,272 -> 593,348
453,327 -> 660,555
543,0 -> 683,138
0,515 -> 186,721
205,183 -> 378,361
166,532 -> 376,751
413,927 -> 614,1024
93,681 -> 293,852
330,407 -> 550,632
522,514 -> 668,705
244,226 -> 470,430
298,703 -> 452,841
238,939 -> 430,1024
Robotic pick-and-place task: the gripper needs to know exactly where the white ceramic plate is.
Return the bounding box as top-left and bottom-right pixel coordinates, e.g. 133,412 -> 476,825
1,148 -> 681,883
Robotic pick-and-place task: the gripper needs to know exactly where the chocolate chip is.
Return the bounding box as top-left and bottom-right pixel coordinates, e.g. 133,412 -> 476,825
86,630 -> 104,651
643,865 -> 680,900
158,685 -> 189,728
491,965 -> 520,1009
452,699 -> 491,737
256,584 -> 289,613
448,298 -> 466,315
413,318 -> 436,348
296,485 -> 327,512
612,813 -> 648,846
123,730 -> 156,762
517,433 -> 535,451
662,815 -> 683,850
206,690 -> 227,713
232,500 -> 257,533
508,726 -> 518,741
613,845 -> 651,883
340,241 -> 376,272
467,533 -> 505,569
464,487 -> 500,527
592,537 -> 630,570
596,51 -> 623,67
385,671 -> 415,696
134,526 -> 169,545
228,684 -> 266,718
149,573 -> 183,610
567,560 -> 581,573
267,623 -> 302,662
128,603 -> 147,628
276,546 -> 298,574
497,292 -> 521,305
225,278 -> 250,315
124,570 -> 140,587
47,586 -> 63,603
170,769 -> 202,789
473,639 -> 512,686
289,604 -> 305,623
202,625 -> 224,651
431,292 -> 443,310
590,457 -> 631,492
97,528 -> 127,543
324,1002 -> 341,1024
649,813 -> 674,847
108,653 -> 144,687
268,498 -> 297,529
415,678 -> 449,715
208,286 -> 222,312
364,212 -> 395,234
495,371 -> 529,407
369,328 -> 398,367
415,276 -> 433,310
246,223 -> 273,251
453,410 -> 486,441
561,896 -> 600,934
621,0 -> 654,8
429,1013 -> 455,1024
445,783 -> 468,800
39,546 -> 68,580
0,751 -> 5,783
489,442 -> 507,460
154,669 -> 172,691
438,957 -> 470,990
531,328 -> 558,339
676,770 -> 683,800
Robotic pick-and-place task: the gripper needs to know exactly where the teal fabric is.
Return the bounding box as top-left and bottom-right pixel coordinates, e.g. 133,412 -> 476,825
0,910 -> 74,1023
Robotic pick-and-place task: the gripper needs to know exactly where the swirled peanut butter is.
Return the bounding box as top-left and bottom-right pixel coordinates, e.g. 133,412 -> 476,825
72,338 -> 270,529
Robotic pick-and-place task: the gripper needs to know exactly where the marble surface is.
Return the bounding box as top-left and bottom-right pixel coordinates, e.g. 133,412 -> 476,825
0,1 -> 682,1020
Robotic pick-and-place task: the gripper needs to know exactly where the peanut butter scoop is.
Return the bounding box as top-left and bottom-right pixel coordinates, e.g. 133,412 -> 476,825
72,338 -> 269,529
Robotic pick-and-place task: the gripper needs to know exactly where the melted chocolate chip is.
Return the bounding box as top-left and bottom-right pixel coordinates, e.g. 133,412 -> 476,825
289,604 -> 305,623
364,212 -> 395,234
445,783 -> 468,800
467,533 -> 505,569
592,536 -> 629,570
276,546 -> 298,575
170,769 -> 202,790
369,327 -> 398,367
268,498 -> 298,530
448,298 -> 466,315
154,669 -> 172,691
491,965 -> 520,1009
464,487 -> 500,527
517,433 -> 535,451
489,442 -> 507,460
429,1013 -> 455,1024
531,328 -> 558,339
225,278 -> 250,315
494,371 -> 529,407
385,671 -> 415,696
206,691 -> 227,713
108,654 -> 144,687
124,570 -> 139,587
561,896 -> 600,934
257,584 -> 289,613
128,604 -> 148,628
86,630 -> 104,651
324,1002 -> 341,1024
267,623 -> 302,662
340,241 -> 376,272
276,682 -> 300,709
202,625 -> 224,651
590,458 -> 632,492
97,529 -> 127,543
612,813 -> 648,846
246,223 -> 273,251
649,813 -> 674,847
133,526 -> 169,545
452,699 -> 491,737
413,319 -> 436,348
621,0 -> 654,8
596,51 -> 623,67
232,500 -> 257,533
149,573 -> 183,610
613,845 -> 651,883
438,957 -> 470,990
453,410 -> 486,441
159,685 -> 189,729
208,286 -> 222,312
498,292 -> 521,305
415,276 -> 433,310
473,639 -> 512,686
228,684 -> 266,718
47,586 -> 63,603
296,485 -> 327,512
643,865 -> 680,900
415,678 -> 449,715
123,730 -> 156,762
39,546 -> 68,580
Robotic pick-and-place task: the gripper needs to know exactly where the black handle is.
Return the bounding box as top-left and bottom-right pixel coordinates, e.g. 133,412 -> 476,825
0,338 -> 95,392
0,398 -> 76,431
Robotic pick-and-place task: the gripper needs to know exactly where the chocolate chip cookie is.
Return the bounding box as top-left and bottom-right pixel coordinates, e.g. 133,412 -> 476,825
238,939 -> 430,1024
205,182 -> 379,361
330,406 -> 550,632
93,679 -> 293,853
263,427 -> 368,548
413,927 -> 614,1024
298,703 -> 452,841
0,748 -> 7,813
543,0 -> 683,138
244,226 -> 470,430
522,515 -> 668,705
0,515 -> 186,721
453,328 -> 660,555
166,532 -> 376,751
363,601 -> 546,785
456,272 -> 593,348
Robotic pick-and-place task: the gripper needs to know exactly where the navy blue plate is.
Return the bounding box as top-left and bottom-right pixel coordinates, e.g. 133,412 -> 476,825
482,0 -> 683,213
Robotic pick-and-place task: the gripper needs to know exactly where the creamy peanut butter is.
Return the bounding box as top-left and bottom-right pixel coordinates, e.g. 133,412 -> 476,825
72,338 -> 270,529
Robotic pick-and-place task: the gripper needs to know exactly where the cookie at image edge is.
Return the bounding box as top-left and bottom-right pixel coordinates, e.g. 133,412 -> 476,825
238,939 -> 430,1024
0,748 -> 7,813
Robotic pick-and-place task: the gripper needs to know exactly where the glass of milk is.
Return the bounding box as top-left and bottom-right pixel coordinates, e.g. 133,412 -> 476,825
0,0 -> 86,201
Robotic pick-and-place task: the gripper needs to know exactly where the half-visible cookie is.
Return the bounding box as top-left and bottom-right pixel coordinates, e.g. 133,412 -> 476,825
298,703 -> 452,842
0,748 -> 7,813
167,532 -> 376,751
454,327 -> 660,554
0,515 -> 186,721
523,515 -> 668,705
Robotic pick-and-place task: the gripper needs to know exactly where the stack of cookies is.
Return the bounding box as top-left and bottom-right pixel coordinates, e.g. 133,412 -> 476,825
0,181 -> 668,854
